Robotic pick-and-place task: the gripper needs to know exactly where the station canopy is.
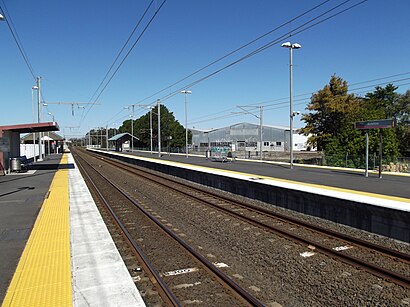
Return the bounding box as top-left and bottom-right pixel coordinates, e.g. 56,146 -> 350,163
0,122 -> 59,133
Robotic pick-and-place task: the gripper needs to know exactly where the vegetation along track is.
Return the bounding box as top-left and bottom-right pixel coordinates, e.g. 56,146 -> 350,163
73,149 -> 263,306
72,148 -> 410,306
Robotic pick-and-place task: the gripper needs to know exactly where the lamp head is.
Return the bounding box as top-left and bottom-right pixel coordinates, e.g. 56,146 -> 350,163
281,42 -> 291,48
292,43 -> 302,49
181,90 -> 192,94
32,86 -> 39,90
0,14 -> 4,21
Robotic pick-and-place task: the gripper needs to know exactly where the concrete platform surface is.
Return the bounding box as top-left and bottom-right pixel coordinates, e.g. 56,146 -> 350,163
69,154 -> 145,307
0,154 -> 63,304
126,150 -> 410,199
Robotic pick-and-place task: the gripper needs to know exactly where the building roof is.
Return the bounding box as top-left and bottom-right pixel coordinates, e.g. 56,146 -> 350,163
21,131 -> 64,141
0,122 -> 59,133
108,132 -> 139,141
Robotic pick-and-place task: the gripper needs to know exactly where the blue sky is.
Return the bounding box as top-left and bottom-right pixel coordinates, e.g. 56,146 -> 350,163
1,0 -> 409,139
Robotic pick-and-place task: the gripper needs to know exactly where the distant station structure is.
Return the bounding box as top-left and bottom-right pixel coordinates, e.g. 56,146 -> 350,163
191,122 -> 312,153
107,132 -> 139,152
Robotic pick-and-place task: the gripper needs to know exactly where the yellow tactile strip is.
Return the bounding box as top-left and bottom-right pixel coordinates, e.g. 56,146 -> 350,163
2,154 -> 72,307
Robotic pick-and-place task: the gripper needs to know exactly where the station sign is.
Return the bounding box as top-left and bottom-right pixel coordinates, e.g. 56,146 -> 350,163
355,119 -> 395,130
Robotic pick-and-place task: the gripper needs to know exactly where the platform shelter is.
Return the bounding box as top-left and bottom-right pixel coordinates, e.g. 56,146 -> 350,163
0,122 -> 59,171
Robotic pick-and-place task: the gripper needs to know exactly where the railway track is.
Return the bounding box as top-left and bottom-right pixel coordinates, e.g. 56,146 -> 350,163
80,148 -> 410,291
73,149 -> 264,306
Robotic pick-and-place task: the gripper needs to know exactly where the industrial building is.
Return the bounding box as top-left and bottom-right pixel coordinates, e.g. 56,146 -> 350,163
191,122 -> 312,153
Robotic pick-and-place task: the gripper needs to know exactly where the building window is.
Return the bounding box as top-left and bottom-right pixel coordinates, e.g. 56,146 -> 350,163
276,142 -> 282,146
263,142 -> 269,146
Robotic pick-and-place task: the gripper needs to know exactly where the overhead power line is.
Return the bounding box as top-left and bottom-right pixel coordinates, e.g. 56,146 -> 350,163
188,76 -> 410,126
89,0 -> 156,103
100,0 -> 370,130
0,1 -> 37,80
81,0 -> 168,127
135,0 -> 334,105
143,0 -> 368,107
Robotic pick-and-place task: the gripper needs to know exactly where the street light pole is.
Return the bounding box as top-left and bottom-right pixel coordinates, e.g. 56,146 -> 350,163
157,99 -> 161,157
36,77 -> 43,161
149,107 -> 153,154
47,112 -> 54,155
32,86 -> 38,162
259,106 -> 263,160
281,42 -> 301,169
180,90 -> 192,158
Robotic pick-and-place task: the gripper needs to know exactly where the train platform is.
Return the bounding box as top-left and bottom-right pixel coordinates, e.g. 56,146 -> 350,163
114,150 -> 410,200
1,153 -> 145,306
90,149 -> 410,242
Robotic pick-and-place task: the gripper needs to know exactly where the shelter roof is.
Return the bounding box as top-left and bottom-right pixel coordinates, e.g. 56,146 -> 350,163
108,132 -> 139,141
21,131 -> 64,141
0,122 -> 59,133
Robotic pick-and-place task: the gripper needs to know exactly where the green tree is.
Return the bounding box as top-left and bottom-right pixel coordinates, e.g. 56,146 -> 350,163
119,105 -> 189,150
395,90 -> 410,155
301,77 -> 405,163
301,75 -> 362,155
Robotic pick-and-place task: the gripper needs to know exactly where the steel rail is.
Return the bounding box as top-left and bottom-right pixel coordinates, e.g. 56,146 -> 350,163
84,150 -> 410,290
73,153 -> 181,307
75,150 -> 264,307
89,150 -> 410,262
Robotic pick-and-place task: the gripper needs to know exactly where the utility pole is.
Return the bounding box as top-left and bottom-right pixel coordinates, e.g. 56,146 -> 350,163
157,99 -> 161,157
36,77 -> 43,161
131,105 -> 134,152
106,125 -> 109,150
32,85 -> 38,162
180,90 -> 192,158
149,107 -> 153,154
237,105 -> 264,161
260,106 -> 263,160
281,41 -> 301,169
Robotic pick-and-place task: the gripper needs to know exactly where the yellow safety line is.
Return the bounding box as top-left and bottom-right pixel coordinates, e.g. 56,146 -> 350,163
2,154 -> 72,307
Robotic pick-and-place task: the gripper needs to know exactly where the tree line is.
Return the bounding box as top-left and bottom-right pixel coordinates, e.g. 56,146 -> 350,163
301,75 -> 410,161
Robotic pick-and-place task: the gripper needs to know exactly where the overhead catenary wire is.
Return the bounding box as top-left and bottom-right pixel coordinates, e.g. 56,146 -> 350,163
188,77 -> 410,126
87,0 -> 358,132
94,0 -> 385,133
144,0 -> 368,108
93,76 -> 410,139
0,1 -> 37,80
134,0 -> 335,105
81,0 -> 168,126
89,0 -> 156,103
134,0 -> 361,106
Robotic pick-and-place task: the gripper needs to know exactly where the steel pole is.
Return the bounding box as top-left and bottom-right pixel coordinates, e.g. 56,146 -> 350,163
259,106 -> 263,160
106,125 -> 108,150
131,105 -> 134,153
365,130 -> 369,177
32,87 -> 37,162
150,108 -> 153,154
157,99 -> 161,157
37,77 -> 43,161
379,129 -> 383,179
185,93 -> 188,158
289,48 -> 294,169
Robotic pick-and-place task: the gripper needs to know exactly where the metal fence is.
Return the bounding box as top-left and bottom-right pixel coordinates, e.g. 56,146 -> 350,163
321,154 -> 410,173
